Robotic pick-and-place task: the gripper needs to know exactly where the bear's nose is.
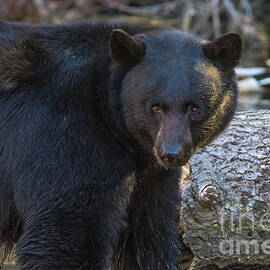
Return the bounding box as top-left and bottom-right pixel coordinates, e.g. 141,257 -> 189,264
159,143 -> 191,168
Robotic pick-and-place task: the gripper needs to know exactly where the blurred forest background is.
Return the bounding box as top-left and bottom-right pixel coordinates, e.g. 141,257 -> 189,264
0,0 -> 269,66
0,0 -> 269,110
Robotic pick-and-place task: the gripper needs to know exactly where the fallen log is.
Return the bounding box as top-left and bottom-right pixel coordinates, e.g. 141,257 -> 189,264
180,110 -> 270,270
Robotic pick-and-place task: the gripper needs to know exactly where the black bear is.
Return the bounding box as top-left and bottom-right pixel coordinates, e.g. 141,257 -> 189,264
0,20 -> 241,270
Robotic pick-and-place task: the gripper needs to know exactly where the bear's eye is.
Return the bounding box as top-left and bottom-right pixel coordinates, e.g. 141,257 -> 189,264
151,104 -> 162,113
189,104 -> 199,113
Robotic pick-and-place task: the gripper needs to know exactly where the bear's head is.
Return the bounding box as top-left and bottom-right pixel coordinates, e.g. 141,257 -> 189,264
110,28 -> 241,169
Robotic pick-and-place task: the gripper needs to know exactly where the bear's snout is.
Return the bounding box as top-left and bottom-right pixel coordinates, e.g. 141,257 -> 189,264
153,118 -> 193,168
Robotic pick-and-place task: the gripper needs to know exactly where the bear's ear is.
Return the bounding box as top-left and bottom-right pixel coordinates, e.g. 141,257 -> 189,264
110,29 -> 146,65
203,33 -> 242,69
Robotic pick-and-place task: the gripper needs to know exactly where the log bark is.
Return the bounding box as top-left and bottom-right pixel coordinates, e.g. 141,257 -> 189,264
180,110 -> 270,270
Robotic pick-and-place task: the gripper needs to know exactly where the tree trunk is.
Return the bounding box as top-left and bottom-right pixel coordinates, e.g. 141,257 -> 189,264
180,110 -> 270,270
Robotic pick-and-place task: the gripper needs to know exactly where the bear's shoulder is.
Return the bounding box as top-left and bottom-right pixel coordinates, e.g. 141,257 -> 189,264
0,20 -> 156,92
0,21 -> 52,90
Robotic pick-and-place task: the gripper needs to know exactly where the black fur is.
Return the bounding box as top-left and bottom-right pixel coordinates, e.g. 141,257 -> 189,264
0,20 -> 241,269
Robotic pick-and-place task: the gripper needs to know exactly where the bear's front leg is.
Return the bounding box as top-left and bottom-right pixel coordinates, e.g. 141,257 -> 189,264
112,168 -> 181,270
15,185 -> 128,270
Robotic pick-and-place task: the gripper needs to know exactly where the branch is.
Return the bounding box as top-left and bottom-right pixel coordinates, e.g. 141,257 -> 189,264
97,0 -> 181,17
